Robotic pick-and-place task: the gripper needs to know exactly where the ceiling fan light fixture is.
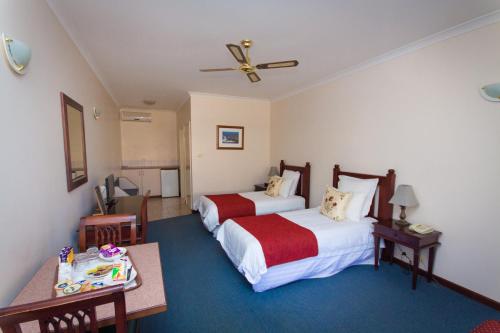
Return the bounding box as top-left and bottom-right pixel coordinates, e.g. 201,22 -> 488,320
202,39 -> 299,83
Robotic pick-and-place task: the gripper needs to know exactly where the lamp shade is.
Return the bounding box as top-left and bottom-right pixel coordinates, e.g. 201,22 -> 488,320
268,166 -> 279,177
389,185 -> 418,207
2,33 -> 31,74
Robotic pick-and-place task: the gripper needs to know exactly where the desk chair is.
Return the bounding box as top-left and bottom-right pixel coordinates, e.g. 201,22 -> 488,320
0,285 -> 127,333
79,214 -> 137,252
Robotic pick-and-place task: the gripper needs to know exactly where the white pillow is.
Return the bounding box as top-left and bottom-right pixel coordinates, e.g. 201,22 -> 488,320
279,178 -> 294,198
338,175 -> 378,217
345,192 -> 368,222
282,170 -> 300,197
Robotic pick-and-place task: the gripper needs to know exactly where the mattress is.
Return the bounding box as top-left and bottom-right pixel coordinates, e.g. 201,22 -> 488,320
217,207 -> 380,291
252,248 -> 375,292
198,191 -> 305,233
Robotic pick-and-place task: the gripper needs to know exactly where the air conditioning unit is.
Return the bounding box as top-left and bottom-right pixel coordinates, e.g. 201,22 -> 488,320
121,111 -> 152,122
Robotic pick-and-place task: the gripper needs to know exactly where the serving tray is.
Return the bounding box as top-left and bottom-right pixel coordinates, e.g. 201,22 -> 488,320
52,251 -> 142,298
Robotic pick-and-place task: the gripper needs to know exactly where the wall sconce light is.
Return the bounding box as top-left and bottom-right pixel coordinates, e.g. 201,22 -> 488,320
93,107 -> 102,120
480,83 -> 500,102
1,33 -> 31,75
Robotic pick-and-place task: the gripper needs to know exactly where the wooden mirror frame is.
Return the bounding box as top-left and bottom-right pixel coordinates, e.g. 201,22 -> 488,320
61,92 -> 88,192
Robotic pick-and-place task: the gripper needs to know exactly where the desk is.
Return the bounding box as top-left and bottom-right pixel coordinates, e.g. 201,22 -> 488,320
10,243 -> 167,332
87,195 -> 147,245
108,196 -> 144,224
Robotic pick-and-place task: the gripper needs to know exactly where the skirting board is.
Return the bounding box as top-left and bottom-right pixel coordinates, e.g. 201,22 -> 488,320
391,258 -> 500,311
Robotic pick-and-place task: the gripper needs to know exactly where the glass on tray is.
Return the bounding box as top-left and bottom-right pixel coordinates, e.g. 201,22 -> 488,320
73,253 -> 90,274
86,246 -> 99,258
86,246 -> 100,266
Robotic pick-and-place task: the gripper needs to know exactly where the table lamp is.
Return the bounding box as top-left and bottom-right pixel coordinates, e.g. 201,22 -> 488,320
389,184 -> 418,226
268,166 -> 279,182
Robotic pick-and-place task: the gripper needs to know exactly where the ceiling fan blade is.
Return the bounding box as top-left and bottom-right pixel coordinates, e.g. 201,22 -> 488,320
256,60 -> 299,69
247,72 -> 261,83
226,44 -> 247,64
199,68 -> 236,72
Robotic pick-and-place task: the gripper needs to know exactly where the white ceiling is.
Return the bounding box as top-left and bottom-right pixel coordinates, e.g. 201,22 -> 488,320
47,0 -> 500,110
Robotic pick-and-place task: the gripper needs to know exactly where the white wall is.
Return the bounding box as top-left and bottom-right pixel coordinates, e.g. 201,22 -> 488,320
271,22 -> 500,301
190,93 -> 271,206
0,0 -> 121,305
120,108 -> 178,166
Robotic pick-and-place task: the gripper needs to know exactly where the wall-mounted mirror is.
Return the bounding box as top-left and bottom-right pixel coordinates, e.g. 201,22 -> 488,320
61,92 -> 88,191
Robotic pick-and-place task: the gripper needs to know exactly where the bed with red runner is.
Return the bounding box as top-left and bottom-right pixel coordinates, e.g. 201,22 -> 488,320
471,320 -> 500,333
205,194 -> 256,223
198,160 -> 311,233
232,214 -> 318,268
216,165 -> 396,292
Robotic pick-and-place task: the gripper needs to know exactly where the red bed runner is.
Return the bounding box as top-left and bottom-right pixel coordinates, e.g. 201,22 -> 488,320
233,214 -> 318,268
206,194 -> 256,223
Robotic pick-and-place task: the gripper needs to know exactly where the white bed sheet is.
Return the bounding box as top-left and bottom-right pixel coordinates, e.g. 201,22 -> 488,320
253,248 -> 375,292
198,191 -> 305,232
216,207 -> 379,291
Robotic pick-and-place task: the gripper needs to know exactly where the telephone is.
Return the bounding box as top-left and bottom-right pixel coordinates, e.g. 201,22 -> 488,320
409,224 -> 434,234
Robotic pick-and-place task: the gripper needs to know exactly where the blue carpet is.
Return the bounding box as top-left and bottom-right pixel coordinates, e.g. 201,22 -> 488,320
138,214 -> 499,333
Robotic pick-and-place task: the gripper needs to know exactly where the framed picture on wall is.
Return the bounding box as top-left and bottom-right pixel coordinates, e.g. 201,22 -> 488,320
217,125 -> 244,150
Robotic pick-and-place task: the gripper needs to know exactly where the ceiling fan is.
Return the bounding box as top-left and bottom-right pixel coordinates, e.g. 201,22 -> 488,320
199,39 -> 299,83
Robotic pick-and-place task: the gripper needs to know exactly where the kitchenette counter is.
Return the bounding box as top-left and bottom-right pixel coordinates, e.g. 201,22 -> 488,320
121,165 -> 179,170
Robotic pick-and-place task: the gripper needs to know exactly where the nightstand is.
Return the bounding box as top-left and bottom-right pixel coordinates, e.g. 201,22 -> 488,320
254,183 -> 267,191
372,220 -> 441,290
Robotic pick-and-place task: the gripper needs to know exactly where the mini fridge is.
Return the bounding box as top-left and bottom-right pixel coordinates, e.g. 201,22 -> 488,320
161,168 -> 179,197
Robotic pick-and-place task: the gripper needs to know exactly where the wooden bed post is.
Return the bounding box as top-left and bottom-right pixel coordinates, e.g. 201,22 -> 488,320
279,160 -> 285,176
303,162 -> 311,208
332,164 -> 341,188
279,160 -> 311,208
378,169 -> 396,220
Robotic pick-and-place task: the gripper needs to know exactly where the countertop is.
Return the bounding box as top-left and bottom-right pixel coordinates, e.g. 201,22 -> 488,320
121,165 -> 179,170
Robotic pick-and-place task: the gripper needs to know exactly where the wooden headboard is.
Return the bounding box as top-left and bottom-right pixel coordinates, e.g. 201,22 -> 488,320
332,164 -> 396,220
279,160 -> 311,208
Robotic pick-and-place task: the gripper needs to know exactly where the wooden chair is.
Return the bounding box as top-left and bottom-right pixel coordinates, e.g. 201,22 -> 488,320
139,191 -> 150,243
0,285 -> 127,333
79,214 -> 137,252
94,186 -> 107,215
